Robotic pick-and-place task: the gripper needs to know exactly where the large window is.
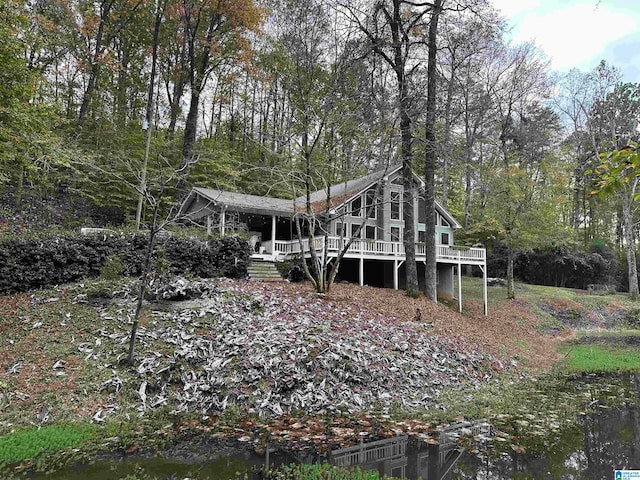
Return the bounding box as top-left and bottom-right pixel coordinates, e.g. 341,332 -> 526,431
390,191 -> 401,220
351,223 -> 360,238
335,222 -> 346,237
365,190 -> 376,219
350,196 -> 362,217
418,230 -> 426,244
391,227 -> 401,242
440,232 -> 450,245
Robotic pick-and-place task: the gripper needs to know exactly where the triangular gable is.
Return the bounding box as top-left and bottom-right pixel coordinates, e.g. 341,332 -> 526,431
309,165 -> 461,229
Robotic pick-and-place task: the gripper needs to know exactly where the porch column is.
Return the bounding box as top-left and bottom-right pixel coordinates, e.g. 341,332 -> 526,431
271,215 -> 276,252
457,252 -> 463,313
393,259 -> 398,290
220,207 -> 226,237
482,264 -> 488,316
359,257 -> 364,286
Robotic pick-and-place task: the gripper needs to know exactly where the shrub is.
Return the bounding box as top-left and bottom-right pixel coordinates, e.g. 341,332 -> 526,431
276,256 -> 306,282
487,243 -> 621,290
0,233 -> 250,294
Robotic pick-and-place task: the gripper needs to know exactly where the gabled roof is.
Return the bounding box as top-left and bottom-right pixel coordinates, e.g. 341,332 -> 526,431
181,163 -> 461,229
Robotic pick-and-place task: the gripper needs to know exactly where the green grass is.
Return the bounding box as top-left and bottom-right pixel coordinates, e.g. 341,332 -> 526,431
0,424 -> 96,465
460,275 -> 639,309
563,345 -> 640,372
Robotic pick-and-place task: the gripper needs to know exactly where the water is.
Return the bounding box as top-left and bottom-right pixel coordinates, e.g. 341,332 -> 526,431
22,374 -> 640,479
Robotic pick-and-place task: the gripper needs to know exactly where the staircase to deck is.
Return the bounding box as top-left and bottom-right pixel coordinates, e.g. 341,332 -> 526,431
247,260 -> 283,281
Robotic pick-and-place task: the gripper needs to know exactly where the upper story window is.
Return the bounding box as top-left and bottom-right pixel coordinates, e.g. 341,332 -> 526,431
365,189 -> 376,219
390,190 -> 401,220
441,232 -> 450,245
335,222 -> 346,237
350,196 -> 362,217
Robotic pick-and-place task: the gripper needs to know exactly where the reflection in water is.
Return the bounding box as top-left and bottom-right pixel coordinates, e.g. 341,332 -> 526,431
453,373 -> 640,479
329,422 -> 495,479
20,374 -> 640,479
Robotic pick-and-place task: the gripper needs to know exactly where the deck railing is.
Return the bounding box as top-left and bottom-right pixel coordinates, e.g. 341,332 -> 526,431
261,237 -> 485,263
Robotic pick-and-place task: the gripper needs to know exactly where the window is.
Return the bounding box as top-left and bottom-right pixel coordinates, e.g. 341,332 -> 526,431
365,190 -> 376,219
390,191 -> 401,220
439,214 -> 450,227
440,232 -> 450,245
365,225 -> 376,240
350,196 -> 362,217
351,223 -> 360,238
418,230 -> 426,244
335,222 -> 346,237
391,227 -> 401,242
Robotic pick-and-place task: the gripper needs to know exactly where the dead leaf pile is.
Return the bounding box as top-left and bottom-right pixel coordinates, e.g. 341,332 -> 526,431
86,277 -> 504,420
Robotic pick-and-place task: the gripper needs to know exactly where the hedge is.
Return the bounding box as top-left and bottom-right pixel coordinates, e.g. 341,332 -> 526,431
0,233 -> 250,294
487,243 -> 621,291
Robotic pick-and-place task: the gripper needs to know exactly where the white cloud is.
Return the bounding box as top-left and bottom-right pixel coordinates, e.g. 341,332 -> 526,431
501,2 -> 638,72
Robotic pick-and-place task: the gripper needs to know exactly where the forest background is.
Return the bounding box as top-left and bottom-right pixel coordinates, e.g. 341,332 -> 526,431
0,0 -> 638,294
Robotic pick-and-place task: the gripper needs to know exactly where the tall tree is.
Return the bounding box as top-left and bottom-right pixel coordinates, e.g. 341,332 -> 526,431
339,0 -> 439,295
177,0 -> 265,197
423,0 -> 443,301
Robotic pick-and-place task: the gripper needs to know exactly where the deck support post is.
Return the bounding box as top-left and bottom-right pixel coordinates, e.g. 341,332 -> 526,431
359,256 -> 364,286
482,264 -> 488,316
206,214 -> 212,235
393,259 -> 398,290
220,207 -> 226,237
271,215 -> 276,251
457,251 -> 463,313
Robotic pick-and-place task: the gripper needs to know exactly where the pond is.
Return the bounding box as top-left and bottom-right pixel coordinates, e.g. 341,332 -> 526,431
23,373 -> 640,479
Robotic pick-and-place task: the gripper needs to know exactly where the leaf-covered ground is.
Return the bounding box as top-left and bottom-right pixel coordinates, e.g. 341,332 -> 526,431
0,276 -> 584,451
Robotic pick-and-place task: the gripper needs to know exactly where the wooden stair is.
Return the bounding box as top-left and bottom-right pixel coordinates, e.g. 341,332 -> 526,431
247,260 -> 283,281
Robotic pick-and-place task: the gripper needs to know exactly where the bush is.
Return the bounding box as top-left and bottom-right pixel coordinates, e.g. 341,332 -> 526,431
487,243 -> 621,291
276,256 -> 306,282
0,233 -> 250,294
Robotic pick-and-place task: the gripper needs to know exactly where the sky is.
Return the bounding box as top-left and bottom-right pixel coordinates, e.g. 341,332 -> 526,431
489,0 -> 640,83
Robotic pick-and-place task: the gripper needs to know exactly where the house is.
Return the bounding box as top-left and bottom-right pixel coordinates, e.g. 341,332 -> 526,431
179,164 -> 488,314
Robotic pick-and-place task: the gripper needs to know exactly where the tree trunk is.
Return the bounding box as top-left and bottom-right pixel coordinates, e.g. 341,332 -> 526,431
78,0 -> 114,128
423,0 -> 442,301
623,191 -> 639,299
127,206 -> 159,364
176,79 -> 201,197
389,0 -> 418,295
507,246 -> 515,299
136,0 -> 164,229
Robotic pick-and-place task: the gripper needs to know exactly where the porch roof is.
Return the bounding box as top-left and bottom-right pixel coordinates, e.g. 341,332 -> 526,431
187,188 -> 295,217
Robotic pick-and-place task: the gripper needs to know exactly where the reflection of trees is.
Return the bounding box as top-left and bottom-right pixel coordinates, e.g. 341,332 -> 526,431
452,378 -> 640,478
583,404 -> 640,476
453,424 -> 585,477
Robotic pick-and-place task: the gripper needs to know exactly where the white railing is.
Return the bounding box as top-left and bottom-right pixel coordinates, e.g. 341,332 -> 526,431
263,236 -> 485,263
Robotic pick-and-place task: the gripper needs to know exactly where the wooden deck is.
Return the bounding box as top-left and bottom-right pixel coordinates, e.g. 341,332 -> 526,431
258,236 -> 485,265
